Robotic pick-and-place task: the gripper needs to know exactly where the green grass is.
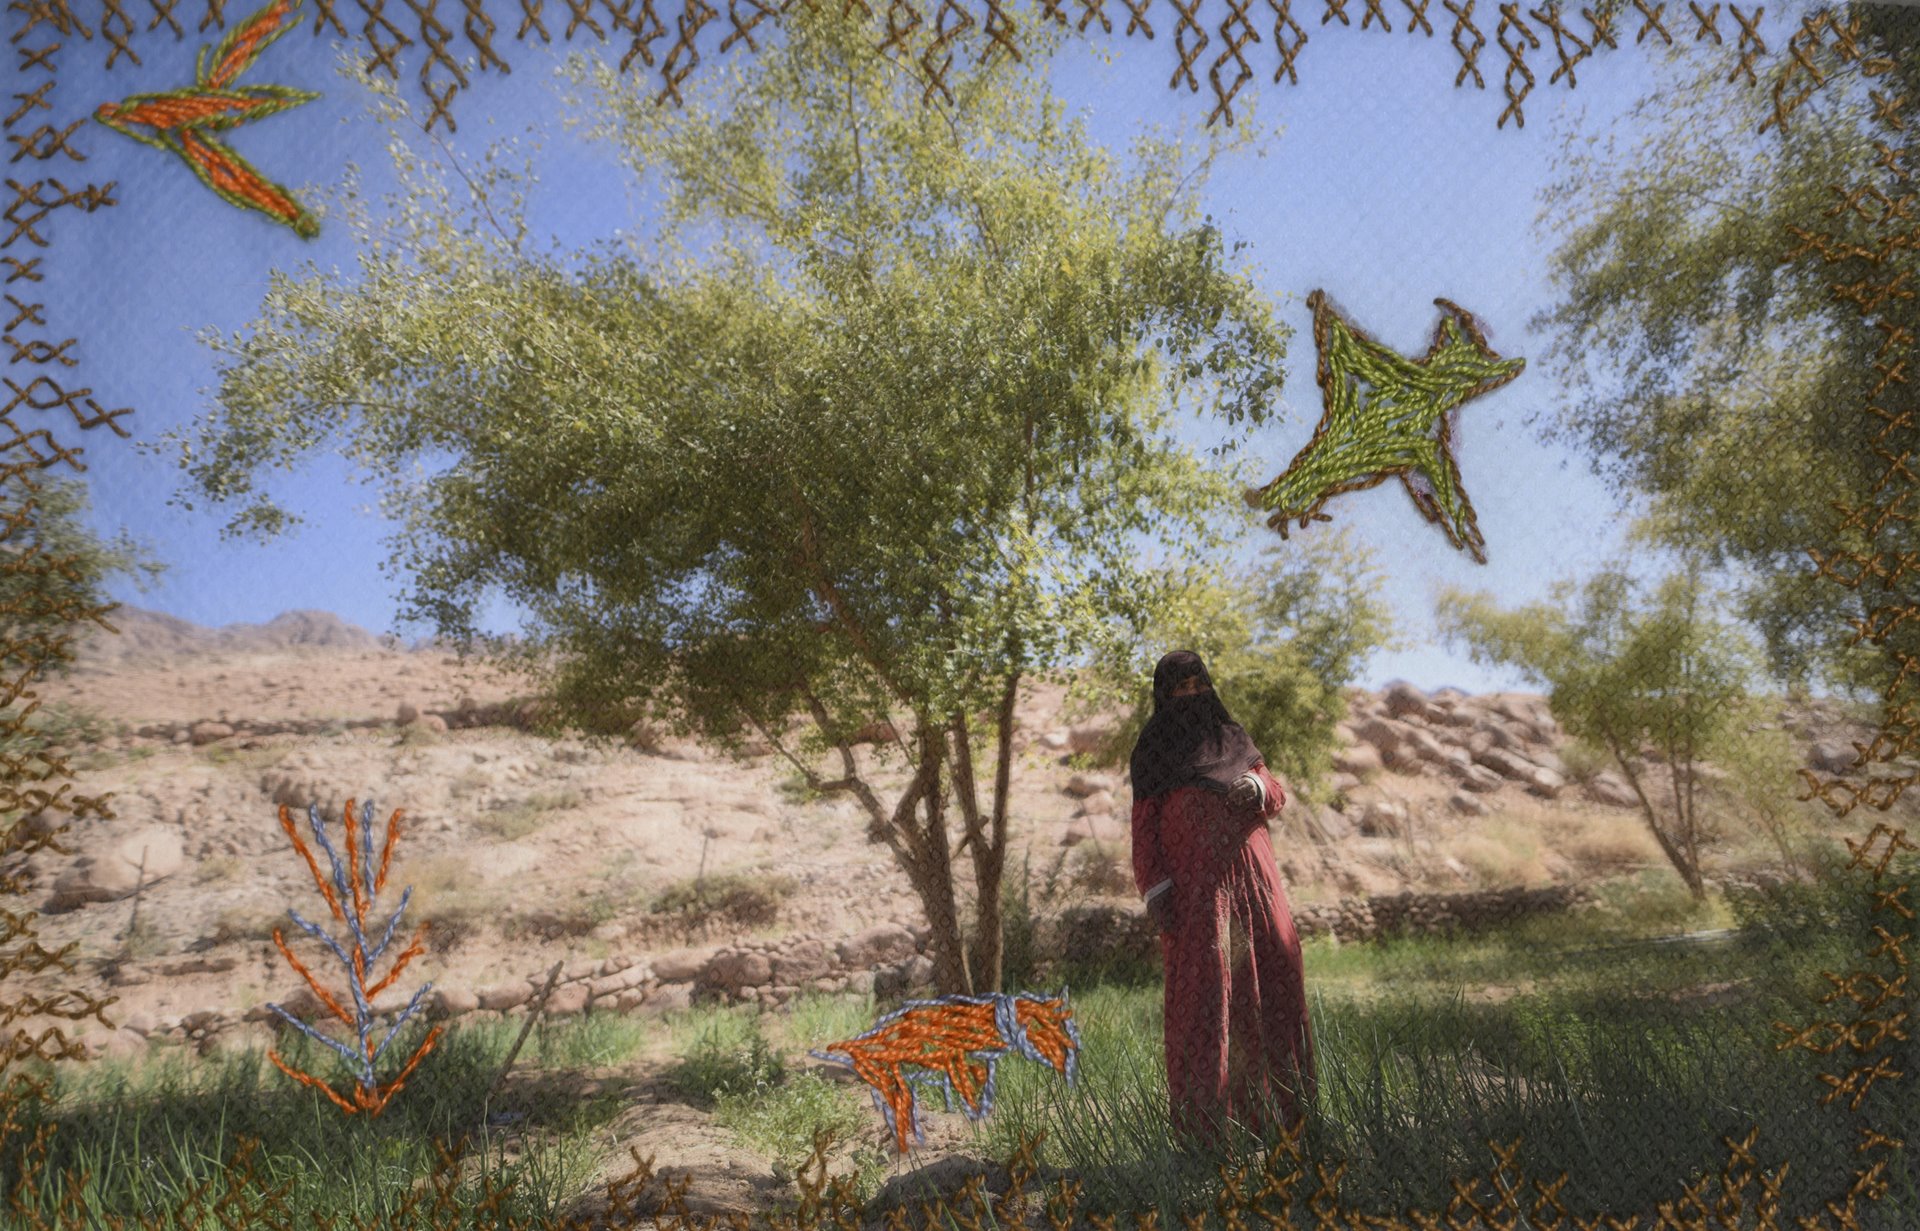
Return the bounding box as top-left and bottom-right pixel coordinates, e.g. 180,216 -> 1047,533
3,860 -> 1915,1229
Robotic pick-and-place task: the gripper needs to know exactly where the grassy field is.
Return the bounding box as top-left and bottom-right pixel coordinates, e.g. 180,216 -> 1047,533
2,859 -> 1915,1229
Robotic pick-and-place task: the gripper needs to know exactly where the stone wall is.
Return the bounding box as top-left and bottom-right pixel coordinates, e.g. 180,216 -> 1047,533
88,883 -> 1612,1063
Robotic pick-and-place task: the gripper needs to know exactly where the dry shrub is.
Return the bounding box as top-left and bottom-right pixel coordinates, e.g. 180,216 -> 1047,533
1561,813 -> 1663,872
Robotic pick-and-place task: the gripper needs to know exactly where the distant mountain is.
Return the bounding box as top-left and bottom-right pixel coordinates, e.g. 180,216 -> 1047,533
71,604 -> 394,667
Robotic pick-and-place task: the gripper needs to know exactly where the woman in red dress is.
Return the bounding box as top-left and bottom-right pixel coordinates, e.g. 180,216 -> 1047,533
1129,649 -> 1317,1149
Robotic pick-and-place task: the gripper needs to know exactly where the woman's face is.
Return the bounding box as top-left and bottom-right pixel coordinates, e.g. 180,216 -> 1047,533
1169,675 -> 1212,699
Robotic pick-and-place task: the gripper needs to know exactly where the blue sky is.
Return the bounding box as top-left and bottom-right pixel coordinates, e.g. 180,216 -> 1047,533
44,12 -> 1807,693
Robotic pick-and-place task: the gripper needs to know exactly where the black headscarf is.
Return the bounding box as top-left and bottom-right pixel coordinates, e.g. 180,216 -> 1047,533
1128,650 -> 1264,801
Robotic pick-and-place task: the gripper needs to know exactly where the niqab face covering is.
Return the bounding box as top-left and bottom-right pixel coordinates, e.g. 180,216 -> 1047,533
1129,650 -> 1263,801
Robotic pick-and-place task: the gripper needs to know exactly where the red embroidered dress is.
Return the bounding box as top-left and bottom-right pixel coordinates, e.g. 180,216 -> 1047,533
1131,762 -> 1316,1143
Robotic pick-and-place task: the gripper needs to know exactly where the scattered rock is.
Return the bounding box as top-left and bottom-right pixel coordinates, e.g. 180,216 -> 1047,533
1448,791 -> 1487,816
653,946 -> 722,983
1075,788 -> 1115,817
1382,682 -> 1436,722
1332,743 -> 1383,778
1357,800 -> 1408,839
1068,725 -> 1114,757
771,939 -> 832,985
189,721 -> 234,746
1065,772 -> 1114,798
397,702 -> 420,725
702,950 -> 773,994
1585,771 -> 1639,809
47,827 -> 184,910
1525,767 -> 1566,799
1460,764 -> 1504,793
837,926 -> 917,970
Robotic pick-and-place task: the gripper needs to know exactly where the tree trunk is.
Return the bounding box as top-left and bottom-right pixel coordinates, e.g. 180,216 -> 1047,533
959,669 -> 1020,993
914,722 -> 973,995
1611,739 -> 1706,900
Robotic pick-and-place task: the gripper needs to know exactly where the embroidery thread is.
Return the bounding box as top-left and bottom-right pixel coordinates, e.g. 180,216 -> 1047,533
1244,288 -> 1525,564
811,990 -> 1081,1152
94,0 -> 321,238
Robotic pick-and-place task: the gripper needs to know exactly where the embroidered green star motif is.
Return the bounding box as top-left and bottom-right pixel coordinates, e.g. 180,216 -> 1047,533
1244,289 -> 1525,565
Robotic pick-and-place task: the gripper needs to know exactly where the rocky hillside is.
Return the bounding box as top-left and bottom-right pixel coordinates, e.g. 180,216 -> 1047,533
0,608 -> 1885,1073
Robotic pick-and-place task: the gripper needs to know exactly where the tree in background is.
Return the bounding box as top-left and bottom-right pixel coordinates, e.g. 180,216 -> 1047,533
0,476 -> 164,684
161,11 -> 1293,996
1436,558 -> 1756,900
1529,16 -> 1920,701
1072,526 -> 1402,803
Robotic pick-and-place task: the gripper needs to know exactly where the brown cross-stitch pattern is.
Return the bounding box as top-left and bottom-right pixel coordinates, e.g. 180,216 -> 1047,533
7,9 -> 1918,1231
1168,0 -> 1207,91
147,0 -> 185,35
1266,0 -> 1305,84
1530,1 -> 1589,88
1495,3 -> 1538,129
1445,0 -> 1486,89
1205,0 -> 1258,125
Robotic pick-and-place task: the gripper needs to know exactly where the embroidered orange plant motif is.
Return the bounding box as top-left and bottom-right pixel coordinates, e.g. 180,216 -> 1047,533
262,797 -> 444,1116
93,0 -> 321,238
811,991 -> 1081,1153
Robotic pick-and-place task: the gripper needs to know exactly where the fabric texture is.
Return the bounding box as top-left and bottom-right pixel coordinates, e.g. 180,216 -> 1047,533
1128,649 -> 1265,800
1131,758 -> 1317,1144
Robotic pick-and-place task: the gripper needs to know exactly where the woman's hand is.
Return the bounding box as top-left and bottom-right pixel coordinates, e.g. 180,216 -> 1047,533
1147,891 -> 1177,934
1227,772 -> 1263,811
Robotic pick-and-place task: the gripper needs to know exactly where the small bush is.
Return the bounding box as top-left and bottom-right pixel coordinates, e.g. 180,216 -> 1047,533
650,871 -> 792,927
475,788 -> 583,841
1557,738 -> 1613,785
667,1023 -> 787,1107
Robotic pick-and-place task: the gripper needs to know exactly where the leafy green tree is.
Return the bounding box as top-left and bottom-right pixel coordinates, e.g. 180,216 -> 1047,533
1529,14 -> 1920,702
0,475 -> 165,682
160,11 -> 1294,995
1436,560 -> 1757,900
1071,526 -> 1402,802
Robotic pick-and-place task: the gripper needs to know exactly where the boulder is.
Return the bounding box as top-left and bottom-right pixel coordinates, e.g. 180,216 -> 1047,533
836,925 -> 917,970
1332,743 -> 1383,778
1401,727 -> 1448,765
703,950 -> 773,993
1328,771 -> 1361,796
397,702 -> 420,725
1460,764 -> 1504,793
1357,800 -> 1407,839
415,714 -> 448,734
1041,731 -> 1070,751
47,827 -> 184,910
652,946 -> 721,983
544,983 -> 590,1017
1473,747 -> 1539,781
1448,791 -> 1488,816
1485,721 -> 1529,754
1065,773 -> 1114,798
1060,813 -> 1126,847
1524,767 -> 1567,799
644,982 -> 694,1015
1382,682 -> 1435,722
1075,788 -> 1115,817
1809,739 -> 1856,775
1585,771 -> 1639,809
1351,717 -> 1405,762
475,983 -> 531,1012
771,939 -> 832,985
432,987 -> 479,1018
1068,725 -> 1115,757
189,721 -> 234,746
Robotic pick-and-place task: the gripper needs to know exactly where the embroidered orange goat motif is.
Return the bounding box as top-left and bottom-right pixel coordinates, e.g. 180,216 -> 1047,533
812,991 -> 1081,1153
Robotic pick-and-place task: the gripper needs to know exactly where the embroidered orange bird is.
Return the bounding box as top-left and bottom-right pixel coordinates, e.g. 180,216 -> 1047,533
811,991 -> 1081,1153
94,0 -> 320,238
